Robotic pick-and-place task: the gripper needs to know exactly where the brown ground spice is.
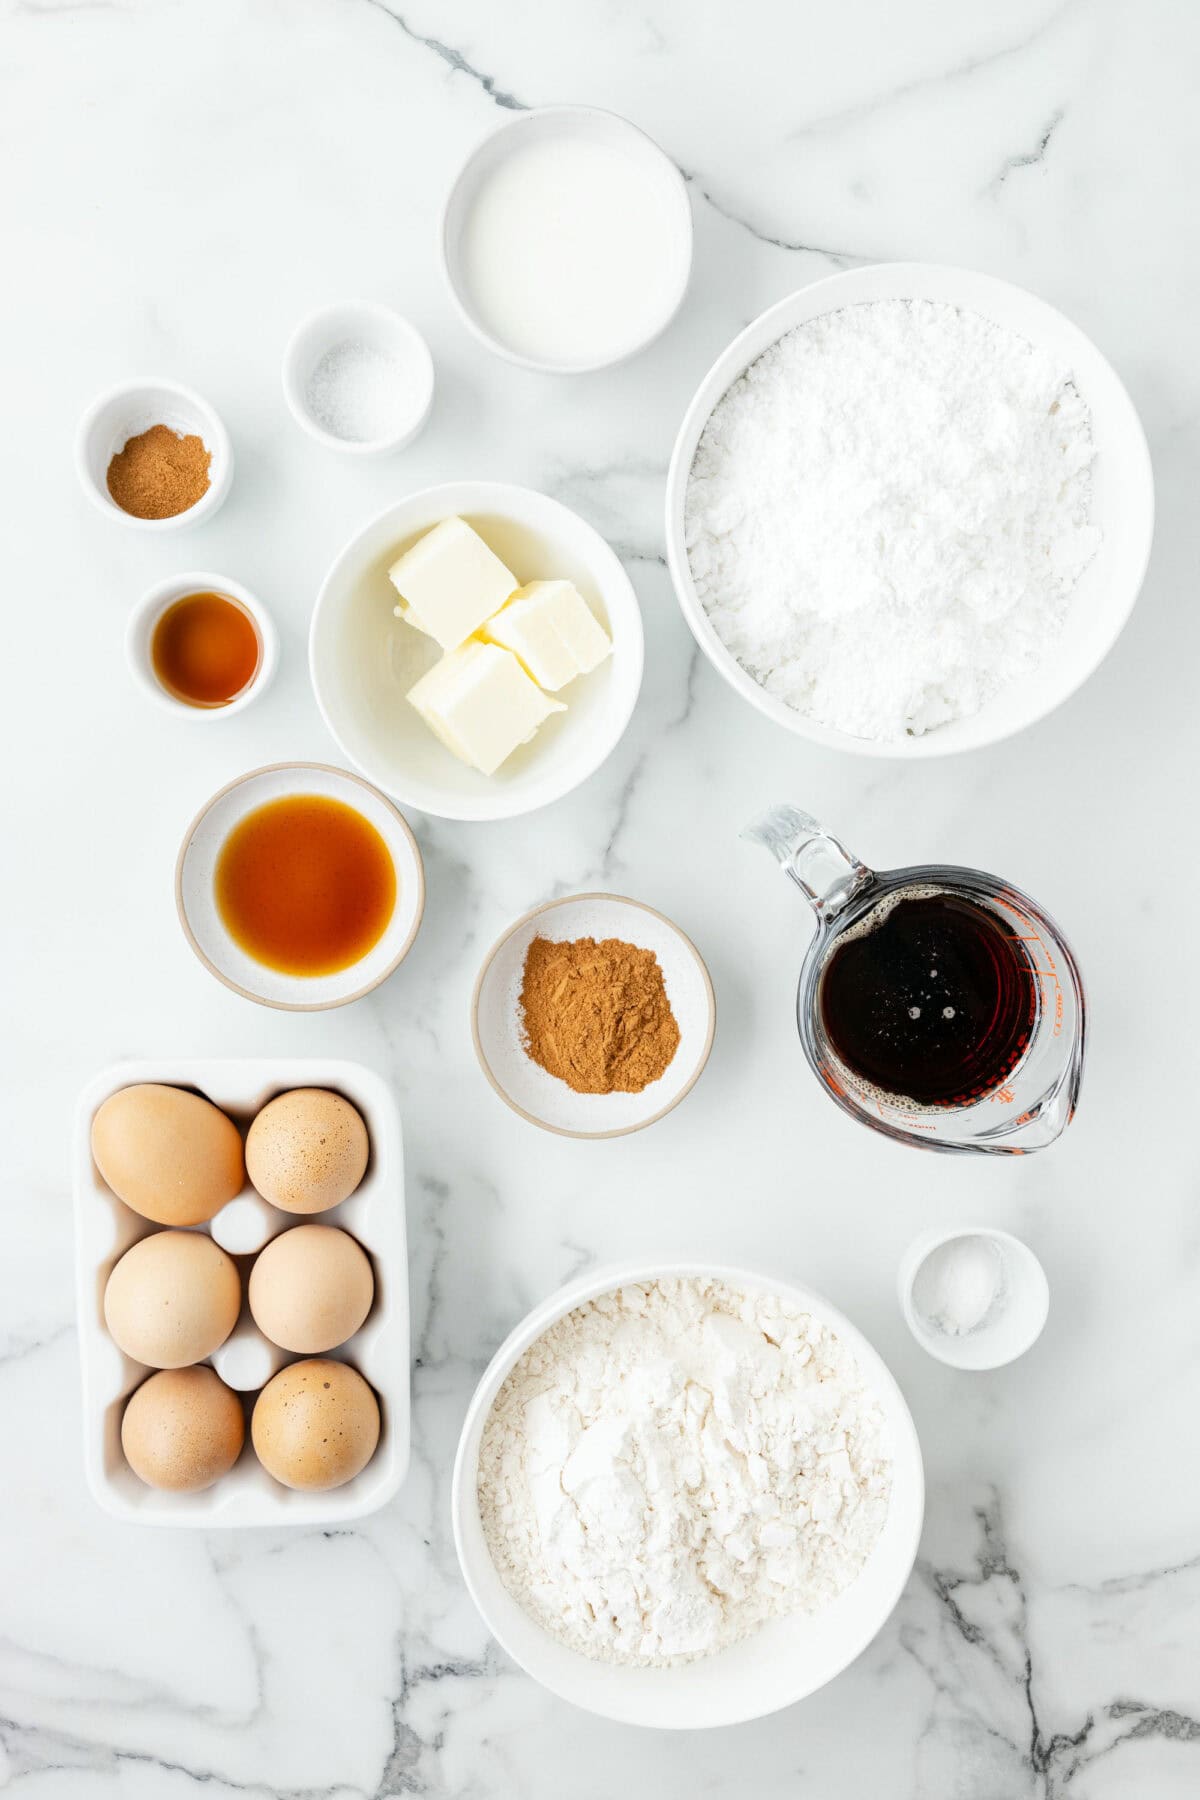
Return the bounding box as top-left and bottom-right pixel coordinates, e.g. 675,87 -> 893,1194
106,424 -> 211,519
519,934 -> 681,1095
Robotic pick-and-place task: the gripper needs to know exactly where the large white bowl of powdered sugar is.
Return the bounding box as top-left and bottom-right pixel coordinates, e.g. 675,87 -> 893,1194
666,263 -> 1153,756
452,1262 -> 923,1727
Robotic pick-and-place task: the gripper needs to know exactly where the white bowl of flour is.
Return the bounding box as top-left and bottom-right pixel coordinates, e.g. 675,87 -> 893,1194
666,264 -> 1153,756
452,1263 -> 923,1727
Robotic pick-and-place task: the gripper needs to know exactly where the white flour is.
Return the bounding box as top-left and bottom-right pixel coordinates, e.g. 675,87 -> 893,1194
477,1277 -> 892,1666
685,299 -> 1101,741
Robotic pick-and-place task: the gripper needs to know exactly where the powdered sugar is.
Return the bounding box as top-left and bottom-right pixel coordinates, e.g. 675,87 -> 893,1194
477,1277 -> 892,1666
685,299 -> 1101,741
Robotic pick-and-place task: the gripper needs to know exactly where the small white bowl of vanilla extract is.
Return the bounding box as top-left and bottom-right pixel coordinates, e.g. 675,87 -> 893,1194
126,573 -> 278,718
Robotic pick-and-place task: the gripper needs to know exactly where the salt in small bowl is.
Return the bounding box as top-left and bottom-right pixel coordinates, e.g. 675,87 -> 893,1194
898,1226 -> 1049,1371
282,301 -> 434,456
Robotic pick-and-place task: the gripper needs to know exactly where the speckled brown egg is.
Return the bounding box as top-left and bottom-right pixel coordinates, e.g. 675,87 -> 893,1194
245,1089 -> 369,1215
91,1083 -> 244,1226
251,1358 -> 380,1490
103,1230 -> 241,1368
121,1366 -> 245,1491
248,1224 -> 374,1353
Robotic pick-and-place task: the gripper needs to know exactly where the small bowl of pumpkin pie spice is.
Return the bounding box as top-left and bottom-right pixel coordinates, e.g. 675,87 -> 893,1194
472,892 -> 716,1138
76,377 -> 233,530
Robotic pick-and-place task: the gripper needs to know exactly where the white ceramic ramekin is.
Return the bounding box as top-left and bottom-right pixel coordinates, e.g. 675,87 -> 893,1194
76,378 -> 233,530
125,571 -> 279,720
441,105 -> 693,374
175,762 -> 426,1012
453,1260 -> 924,1729
898,1226 -> 1050,1370
282,301 -> 434,456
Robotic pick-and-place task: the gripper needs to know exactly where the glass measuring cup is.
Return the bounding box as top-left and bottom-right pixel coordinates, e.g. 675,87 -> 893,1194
744,804 -> 1085,1156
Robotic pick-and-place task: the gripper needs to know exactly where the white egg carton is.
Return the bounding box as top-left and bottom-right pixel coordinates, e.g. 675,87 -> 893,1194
73,1058 -> 410,1527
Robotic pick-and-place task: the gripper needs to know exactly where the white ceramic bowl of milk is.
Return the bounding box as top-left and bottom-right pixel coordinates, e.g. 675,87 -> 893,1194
442,106 -> 693,374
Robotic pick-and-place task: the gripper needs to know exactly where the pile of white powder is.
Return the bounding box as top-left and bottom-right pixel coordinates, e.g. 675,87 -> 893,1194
477,1276 -> 892,1666
685,299 -> 1101,741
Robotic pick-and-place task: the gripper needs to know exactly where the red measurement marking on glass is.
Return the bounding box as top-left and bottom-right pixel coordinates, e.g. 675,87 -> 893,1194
1000,921 -> 1065,1037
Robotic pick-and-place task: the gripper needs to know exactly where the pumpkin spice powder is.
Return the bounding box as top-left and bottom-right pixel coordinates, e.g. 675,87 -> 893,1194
519,934 -> 681,1096
106,423 -> 211,520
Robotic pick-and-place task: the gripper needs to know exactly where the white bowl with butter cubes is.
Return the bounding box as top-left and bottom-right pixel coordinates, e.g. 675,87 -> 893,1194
310,482 -> 643,821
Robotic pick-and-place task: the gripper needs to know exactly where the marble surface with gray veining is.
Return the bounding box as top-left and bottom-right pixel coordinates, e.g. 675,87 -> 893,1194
3,0 -> 1199,1793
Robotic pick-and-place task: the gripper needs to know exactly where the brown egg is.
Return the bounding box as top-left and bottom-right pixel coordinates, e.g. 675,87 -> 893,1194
248,1225 -> 374,1353
245,1089 -> 369,1214
91,1083 -> 244,1226
121,1366 -> 245,1491
251,1359 -> 380,1490
104,1230 -> 241,1368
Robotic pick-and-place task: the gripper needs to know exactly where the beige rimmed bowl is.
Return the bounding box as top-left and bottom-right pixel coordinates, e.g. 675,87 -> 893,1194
471,893 -> 715,1138
175,762 -> 424,1011
309,481 -> 643,823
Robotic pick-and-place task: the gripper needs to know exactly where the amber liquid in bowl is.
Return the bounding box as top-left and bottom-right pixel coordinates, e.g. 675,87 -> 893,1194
152,591 -> 260,707
215,795 -> 397,976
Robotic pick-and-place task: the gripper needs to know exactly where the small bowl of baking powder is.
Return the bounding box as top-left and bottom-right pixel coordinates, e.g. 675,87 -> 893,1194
282,301 -> 434,456
898,1226 -> 1049,1370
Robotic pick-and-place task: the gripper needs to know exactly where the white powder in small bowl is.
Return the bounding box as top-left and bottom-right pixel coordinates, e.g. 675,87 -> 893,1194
304,339 -> 418,444
685,299 -> 1102,742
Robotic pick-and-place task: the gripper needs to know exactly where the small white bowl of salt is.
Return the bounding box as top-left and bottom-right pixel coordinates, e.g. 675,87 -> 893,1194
898,1227 -> 1049,1371
282,301 -> 434,456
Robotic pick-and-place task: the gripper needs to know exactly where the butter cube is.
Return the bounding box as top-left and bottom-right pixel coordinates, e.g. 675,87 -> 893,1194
407,641 -> 565,776
481,579 -> 612,691
389,517 -> 517,651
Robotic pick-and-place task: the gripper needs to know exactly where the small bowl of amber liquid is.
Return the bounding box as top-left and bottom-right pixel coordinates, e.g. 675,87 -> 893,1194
127,573 -> 279,718
176,762 -> 425,1010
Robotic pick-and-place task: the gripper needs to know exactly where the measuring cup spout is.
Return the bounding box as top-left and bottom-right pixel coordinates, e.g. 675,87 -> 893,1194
741,804 -> 871,918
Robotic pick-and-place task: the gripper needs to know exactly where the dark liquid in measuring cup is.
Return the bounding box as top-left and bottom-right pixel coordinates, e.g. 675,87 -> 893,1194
818,889 -> 1036,1108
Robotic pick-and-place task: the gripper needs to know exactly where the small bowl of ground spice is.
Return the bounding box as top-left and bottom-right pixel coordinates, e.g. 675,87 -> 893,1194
76,378 -> 232,530
472,893 -> 715,1138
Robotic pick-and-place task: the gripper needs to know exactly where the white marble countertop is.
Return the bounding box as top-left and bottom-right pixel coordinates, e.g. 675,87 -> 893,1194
5,1 -> 1198,1794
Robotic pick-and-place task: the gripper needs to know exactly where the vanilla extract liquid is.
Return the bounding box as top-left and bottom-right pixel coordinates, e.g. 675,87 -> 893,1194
818,888 -> 1037,1108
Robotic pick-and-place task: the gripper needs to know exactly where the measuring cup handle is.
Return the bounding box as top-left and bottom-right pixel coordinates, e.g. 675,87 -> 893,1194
742,803 -> 872,917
